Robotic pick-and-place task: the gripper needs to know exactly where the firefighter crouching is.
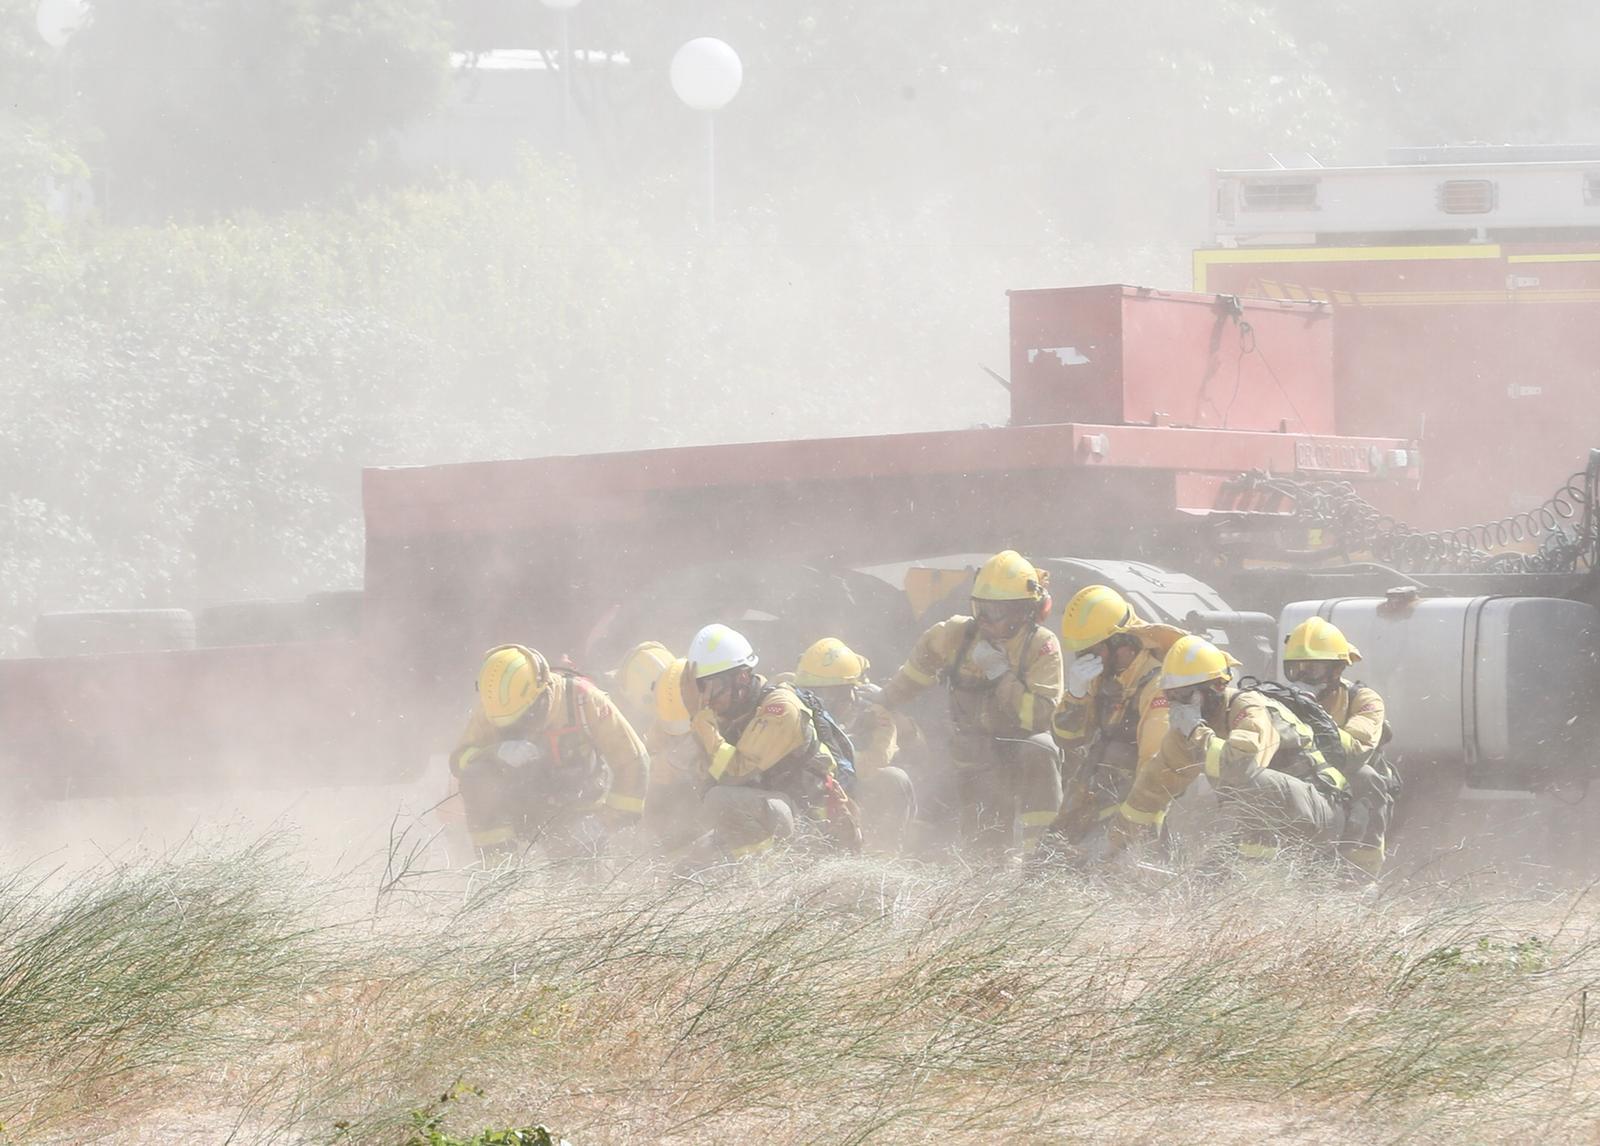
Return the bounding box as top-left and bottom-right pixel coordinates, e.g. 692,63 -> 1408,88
449,644 -> 650,860
879,550 -> 1063,856
606,640 -> 676,739
643,657 -> 711,854
685,624 -> 863,859
1282,618 -> 1398,876
1154,635 -> 1370,874
793,638 -> 917,851
1049,585 -> 1185,852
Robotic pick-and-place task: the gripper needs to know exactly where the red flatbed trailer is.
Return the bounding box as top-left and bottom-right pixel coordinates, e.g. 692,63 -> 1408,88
0,285 -> 1422,796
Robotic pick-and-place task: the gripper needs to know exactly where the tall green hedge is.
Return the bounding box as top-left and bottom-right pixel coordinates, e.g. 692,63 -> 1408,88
1,165 -> 1147,653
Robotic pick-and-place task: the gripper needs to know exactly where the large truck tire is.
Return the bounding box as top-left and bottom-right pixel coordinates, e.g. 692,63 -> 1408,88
33,608 -> 197,657
303,589 -> 364,639
197,600 -> 311,647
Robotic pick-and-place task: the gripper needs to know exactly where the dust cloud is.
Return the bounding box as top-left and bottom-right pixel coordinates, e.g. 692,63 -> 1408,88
1,0 -> 1597,858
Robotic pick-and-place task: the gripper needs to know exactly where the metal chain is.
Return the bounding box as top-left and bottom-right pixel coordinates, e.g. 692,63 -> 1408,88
1231,460 -> 1600,575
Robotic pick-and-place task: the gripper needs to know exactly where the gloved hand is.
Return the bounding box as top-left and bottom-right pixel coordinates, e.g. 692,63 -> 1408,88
1166,701 -> 1205,739
690,707 -> 723,755
1066,653 -> 1104,699
495,739 -> 538,768
968,639 -> 1011,681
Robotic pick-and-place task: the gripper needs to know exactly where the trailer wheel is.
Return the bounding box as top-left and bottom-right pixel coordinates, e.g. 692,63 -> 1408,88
33,609 -> 197,657
197,600 -> 311,647
303,589 -> 364,639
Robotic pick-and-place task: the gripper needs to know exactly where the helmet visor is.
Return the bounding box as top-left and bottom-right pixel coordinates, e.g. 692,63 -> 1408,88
1164,683 -> 1208,708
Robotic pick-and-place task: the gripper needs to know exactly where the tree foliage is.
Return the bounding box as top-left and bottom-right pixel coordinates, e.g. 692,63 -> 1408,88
4,1 -> 1600,651
0,162 -> 1047,651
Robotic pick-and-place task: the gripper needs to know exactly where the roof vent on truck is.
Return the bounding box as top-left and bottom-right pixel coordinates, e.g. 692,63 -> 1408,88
1436,178 -> 1498,214
1238,177 -> 1320,213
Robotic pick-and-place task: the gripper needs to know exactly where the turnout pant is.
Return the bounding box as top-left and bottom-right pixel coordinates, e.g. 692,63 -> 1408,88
642,780 -> 704,855
952,733 -> 1064,854
1217,768 -> 1346,866
1339,763 -> 1393,876
854,765 -> 917,853
1053,739 -> 1138,843
456,760 -> 610,859
701,784 -> 797,859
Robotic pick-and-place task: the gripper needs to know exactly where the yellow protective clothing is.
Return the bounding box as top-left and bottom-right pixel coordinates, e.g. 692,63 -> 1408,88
793,680 -> 919,851
692,676 -> 860,856
836,697 -> 918,851
1139,688 -> 1354,865
642,721 -> 705,854
882,617 -> 1063,852
971,550 -> 1048,602
613,641 -> 675,715
1283,617 -> 1362,664
450,669 -> 651,850
854,764 -> 917,852
1051,643 -> 1171,847
644,719 -> 702,789
655,657 -> 693,735
692,678 -> 823,784
881,617 -> 1062,738
1325,680 -> 1385,754
794,638 -> 871,687
476,644 -> 551,727
1160,635 -> 1240,689
1324,679 -> 1392,876
848,700 -> 923,774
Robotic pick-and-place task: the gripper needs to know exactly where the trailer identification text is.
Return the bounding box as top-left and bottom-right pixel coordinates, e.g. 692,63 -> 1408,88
1295,440 -> 1373,474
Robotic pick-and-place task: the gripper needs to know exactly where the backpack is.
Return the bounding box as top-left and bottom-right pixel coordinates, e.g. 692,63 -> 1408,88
751,683 -> 865,853
1234,676 -> 1355,802
1238,677 -> 1350,769
790,685 -> 859,792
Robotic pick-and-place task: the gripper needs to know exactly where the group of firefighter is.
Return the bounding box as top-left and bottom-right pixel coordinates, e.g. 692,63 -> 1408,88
448,549 -> 1398,877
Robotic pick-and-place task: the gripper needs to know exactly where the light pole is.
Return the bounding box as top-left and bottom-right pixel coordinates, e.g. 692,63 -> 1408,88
35,0 -> 88,215
670,37 -> 742,231
541,0 -> 582,154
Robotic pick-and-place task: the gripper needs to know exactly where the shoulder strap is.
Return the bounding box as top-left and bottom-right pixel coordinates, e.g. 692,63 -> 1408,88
563,674 -> 593,742
1018,623 -> 1041,672
943,618 -> 983,688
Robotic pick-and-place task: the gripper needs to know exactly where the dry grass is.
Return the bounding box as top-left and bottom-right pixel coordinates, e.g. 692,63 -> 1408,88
2,825 -> 1600,1144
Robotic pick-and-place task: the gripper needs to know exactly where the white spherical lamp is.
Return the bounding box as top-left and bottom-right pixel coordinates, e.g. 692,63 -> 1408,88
670,37 -> 743,112
36,0 -> 86,48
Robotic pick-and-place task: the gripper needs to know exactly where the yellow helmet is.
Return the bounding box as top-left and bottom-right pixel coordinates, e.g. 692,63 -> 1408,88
1160,635 -> 1241,690
477,644 -> 551,727
1284,617 -> 1361,664
794,638 -> 870,687
971,550 -> 1048,602
655,657 -> 692,733
1059,584 -> 1138,653
614,640 -> 675,712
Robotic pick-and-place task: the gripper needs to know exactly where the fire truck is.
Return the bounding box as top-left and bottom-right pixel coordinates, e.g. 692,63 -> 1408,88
4,145 -> 1599,864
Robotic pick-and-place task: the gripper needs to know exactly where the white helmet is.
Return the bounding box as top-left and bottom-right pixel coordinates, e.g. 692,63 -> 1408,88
687,623 -> 759,679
